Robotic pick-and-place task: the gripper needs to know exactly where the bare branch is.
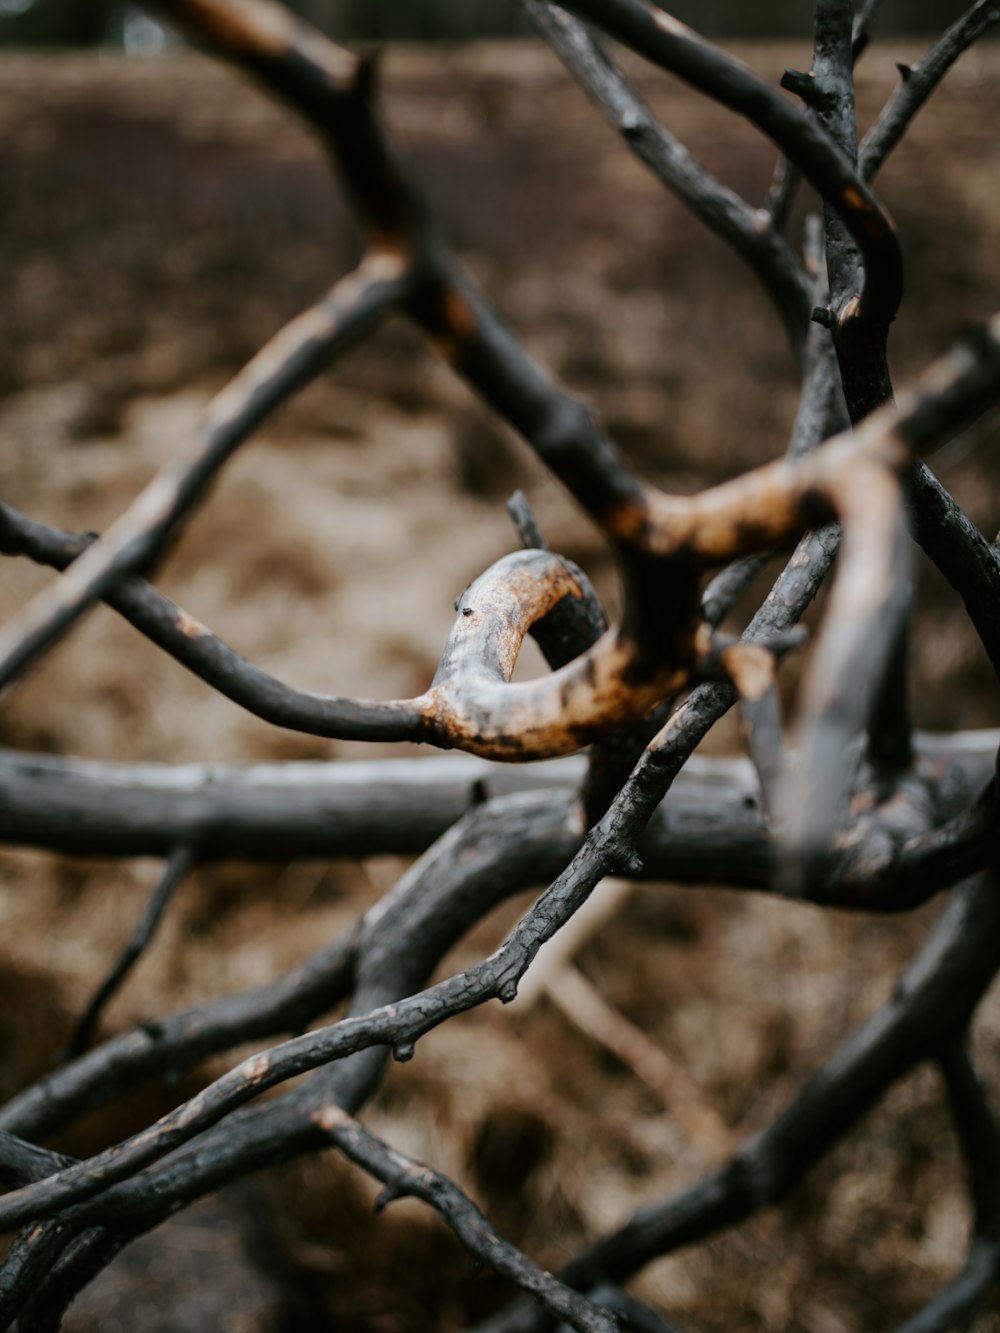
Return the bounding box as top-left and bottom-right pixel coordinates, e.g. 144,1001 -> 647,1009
0,254 -> 409,691
314,1103 -> 620,1333
893,1042 -> 1000,1332
910,463 -> 1000,679
524,0 -> 812,350
1,1 -> 998,1322
474,873 -> 1000,1333
812,0 -> 862,304
851,0 -> 884,62
556,0 -> 902,333
0,1221 -> 81,1329
0,1135 -> 75,1192
507,490 -> 550,551
64,846 -> 196,1061
861,2 -> 1000,182
14,1226 -> 125,1333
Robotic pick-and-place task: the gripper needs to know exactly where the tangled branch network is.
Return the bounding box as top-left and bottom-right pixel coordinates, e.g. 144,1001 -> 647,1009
0,0 -> 999,1329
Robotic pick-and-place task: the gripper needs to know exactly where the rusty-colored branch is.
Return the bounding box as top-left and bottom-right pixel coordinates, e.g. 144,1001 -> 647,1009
0,2 -> 998,1322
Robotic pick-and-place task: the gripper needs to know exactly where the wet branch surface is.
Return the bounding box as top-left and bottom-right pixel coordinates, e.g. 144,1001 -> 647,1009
1,1 -> 1000,1329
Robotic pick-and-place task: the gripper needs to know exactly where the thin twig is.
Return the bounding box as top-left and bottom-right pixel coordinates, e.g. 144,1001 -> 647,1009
314,1103 -> 620,1333
525,0 -> 811,349
472,874 -> 1000,1333
507,490 -> 549,550
0,255 -> 410,691
894,1042 -> 1000,1332
64,845 -> 196,1061
861,1 -> 1000,181
851,0 -> 884,61
557,0 -> 902,332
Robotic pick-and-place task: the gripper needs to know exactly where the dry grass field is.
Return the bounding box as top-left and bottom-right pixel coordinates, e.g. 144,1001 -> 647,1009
0,34 -> 998,1331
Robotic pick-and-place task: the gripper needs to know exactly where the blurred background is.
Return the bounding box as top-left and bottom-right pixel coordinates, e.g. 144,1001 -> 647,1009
0,0 -> 986,46
0,6 -> 999,1331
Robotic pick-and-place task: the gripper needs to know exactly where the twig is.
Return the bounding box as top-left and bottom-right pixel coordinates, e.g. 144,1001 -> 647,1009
0,908 -> 360,1140
507,490 -> 549,550
761,157 -> 800,234
851,0 -> 883,61
861,1 -> 1000,181
701,553 -> 772,628
543,965 -> 728,1148
524,0 -> 811,350
909,463 -> 1000,680
557,0 -> 902,334
0,1133 -> 75,1190
472,874 -> 1000,1333
0,254 -> 409,691
894,1042 -> 1000,1332
64,845 -> 196,1061
314,1103 -> 620,1333
511,877 -> 727,1142
738,680 -> 785,825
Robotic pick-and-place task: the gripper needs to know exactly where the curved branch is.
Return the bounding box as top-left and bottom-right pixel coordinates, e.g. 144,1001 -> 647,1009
423,553 -> 689,758
40,0 -> 992,819
0,507 -> 621,756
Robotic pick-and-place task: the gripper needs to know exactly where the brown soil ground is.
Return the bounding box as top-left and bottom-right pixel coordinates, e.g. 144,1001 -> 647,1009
0,36 -> 999,1333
